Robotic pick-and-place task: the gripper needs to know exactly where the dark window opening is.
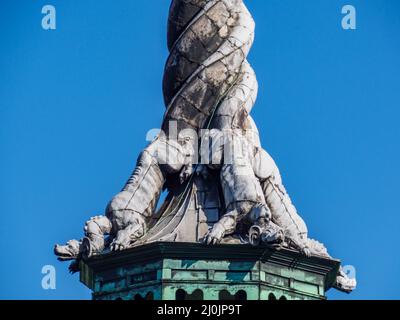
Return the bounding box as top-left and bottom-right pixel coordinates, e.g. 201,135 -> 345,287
175,289 -> 204,300
235,290 -> 247,300
145,292 -> 154,300
268,293 -> 277,300
176,289 -> 186,300
134,294 -> 144,300
187,289 -> 204,300
219,290 -> 247,300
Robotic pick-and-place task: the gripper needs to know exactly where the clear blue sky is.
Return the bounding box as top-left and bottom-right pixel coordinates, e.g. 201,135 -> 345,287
1,0 -> 399,300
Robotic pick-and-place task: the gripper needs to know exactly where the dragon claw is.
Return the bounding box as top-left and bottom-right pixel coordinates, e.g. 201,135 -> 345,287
204,223 -> 226,245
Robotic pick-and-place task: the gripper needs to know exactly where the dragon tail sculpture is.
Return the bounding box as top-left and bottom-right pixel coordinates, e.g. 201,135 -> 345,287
54,0 -> 356,293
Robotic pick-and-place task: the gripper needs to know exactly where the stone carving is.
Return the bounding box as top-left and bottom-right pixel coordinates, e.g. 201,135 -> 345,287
55,0 -> 356,293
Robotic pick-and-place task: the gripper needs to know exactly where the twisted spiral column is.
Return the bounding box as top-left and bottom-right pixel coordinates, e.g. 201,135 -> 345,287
163,0 -> 312,242
163,0 -> 265,217
54,1 -> 357,292
162,0 -> 256,134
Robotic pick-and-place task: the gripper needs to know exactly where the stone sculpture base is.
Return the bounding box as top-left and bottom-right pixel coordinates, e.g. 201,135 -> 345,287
79,242 -> 340,300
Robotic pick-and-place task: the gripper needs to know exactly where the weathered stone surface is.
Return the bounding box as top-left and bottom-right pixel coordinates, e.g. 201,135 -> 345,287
55,0 -> 356,294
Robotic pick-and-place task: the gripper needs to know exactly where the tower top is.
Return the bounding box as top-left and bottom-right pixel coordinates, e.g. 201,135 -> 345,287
55,0 -> 356,296
80,242 -> 340,300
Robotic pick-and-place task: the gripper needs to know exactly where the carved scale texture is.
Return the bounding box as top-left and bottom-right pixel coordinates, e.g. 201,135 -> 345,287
162,0 -> 311,243
109,0 -> 312,247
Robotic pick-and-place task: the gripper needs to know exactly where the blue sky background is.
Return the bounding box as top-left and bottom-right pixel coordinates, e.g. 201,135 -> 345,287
1,0 -> 399,300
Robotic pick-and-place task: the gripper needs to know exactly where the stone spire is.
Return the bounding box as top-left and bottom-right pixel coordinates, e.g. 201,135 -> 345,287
55,0 -> 356,294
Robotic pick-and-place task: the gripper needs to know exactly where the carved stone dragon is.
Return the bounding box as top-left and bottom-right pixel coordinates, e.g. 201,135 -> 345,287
54,0 -> 356,293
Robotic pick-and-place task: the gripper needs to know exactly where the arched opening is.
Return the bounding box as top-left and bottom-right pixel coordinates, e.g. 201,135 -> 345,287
219,290 -> 247,300
176,289 -> 186,300
279,295 -> 287,301
268,293 -> 277,300
234,290 -> 247,301
134,294 -> 145,300
186,289 -> 204,300
145,292 -> 154,300
175,289 -> 204,300
219,290 -> 234,300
